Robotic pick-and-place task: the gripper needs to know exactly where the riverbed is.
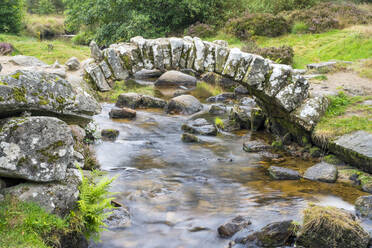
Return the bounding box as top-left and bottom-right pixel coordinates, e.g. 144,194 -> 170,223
91,102 -> 369,248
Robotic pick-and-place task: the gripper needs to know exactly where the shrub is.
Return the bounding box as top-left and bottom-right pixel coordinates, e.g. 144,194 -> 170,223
0,0 -> 24,34
72,31 -> 95,45
287,2 -> 372,33
225,13 -> 290,39
291,22 -> 309,34
242,43 -> 294,65
37,0 -> 56,15
245,0 -> 317,14
184,22 -> 215,38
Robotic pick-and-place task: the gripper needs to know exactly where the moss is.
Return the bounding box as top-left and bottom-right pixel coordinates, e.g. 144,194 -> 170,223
11,72 -> 22,80
56,96 -> 66,104
309,146 -> 321,157
323,154 -> 343,165
0,96 -> 4,102
38,96 -> 50,105
271,140 -> 283,150
12,87 -> 27,103
0,81 -> 8,86
38,140 -> 65,163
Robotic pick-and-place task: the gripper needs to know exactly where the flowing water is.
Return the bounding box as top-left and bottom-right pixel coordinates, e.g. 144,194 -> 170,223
91,101 -> 369,248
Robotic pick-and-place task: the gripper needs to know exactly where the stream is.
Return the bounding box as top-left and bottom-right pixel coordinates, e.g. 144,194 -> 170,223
91,101 -> 369,248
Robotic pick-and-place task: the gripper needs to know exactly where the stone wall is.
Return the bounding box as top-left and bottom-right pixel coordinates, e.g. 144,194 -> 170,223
85,36 -> 328,142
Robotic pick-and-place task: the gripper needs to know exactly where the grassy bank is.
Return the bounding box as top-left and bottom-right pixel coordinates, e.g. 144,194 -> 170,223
0,34 -> 89,64
207,25 -> 372,69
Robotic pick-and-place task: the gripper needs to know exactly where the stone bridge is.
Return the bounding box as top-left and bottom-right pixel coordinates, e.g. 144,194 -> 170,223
85,36 -> 328,143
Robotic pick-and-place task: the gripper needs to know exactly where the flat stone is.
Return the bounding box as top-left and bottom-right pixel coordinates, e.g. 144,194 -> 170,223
10,55 -> 47,67
307,61 -> 336,71
329,131 -> 372,173
268,166 -> 300,180
155,70 -> 197,88
218,216 -> 251,238
303,162 -> 337,183
182,118 -> 217,136
104,207 -> 131,228
109,107 -> 136,119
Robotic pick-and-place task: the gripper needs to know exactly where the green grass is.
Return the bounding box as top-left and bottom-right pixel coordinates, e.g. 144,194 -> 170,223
0,33 -> 90,64
98,79 -> 155,102
314,92 -> 372,139
207,25 -> 372,70
0,197 -> 68,248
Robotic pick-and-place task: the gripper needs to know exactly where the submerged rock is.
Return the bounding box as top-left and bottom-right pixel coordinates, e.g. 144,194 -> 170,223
0,116 -> 74,182
104,207 -> 131,228
0,70 -> 100,121
239,220 -> 297,247
243,140 -> 271,153
355,195 -> 372,219
181,133 -> 200,143
116,93 -> 167,109
206,92 -> 235,103
297,205 -> 370,248
218,216 -> 251,238
268,166 -> 301,180
109,107 -> 136,119
1,168 -> 81,217
303,162 -> 337,183
155,70 -> 197,88
101,129 -> 120,141
182,118 -> 217,136
165,95 -> 203,115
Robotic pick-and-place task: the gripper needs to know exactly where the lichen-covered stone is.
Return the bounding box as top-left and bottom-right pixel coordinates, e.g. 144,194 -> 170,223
99,60 -> 112,79
193,37 -> 206,72
154,70 -> 197,88
0,116 -> 74,182
242,56 -> 270,88
291,95 -> 329,131
355,195 -> 372,219
165,95 -> 203,115
235,52 -> 253,82
222,48 -> 242,78
85,63 -> 111,92
169,37 -> 184,69
65,57 -> 80,71
116,93 -> 166,109
243,140 -> 271,152
90,41 -> 103,62
203,41 -> 216,72
0,70 -> 100,121
111,43 -> 143,74
130,36 -> 154,70
215,45 -> 230,74
264,64 -> 292,97
180,37 -> 195,69
209,104 -> 227,115
149,38 -> 171,71
1,168 -> 81,217
275,75 -> 309,112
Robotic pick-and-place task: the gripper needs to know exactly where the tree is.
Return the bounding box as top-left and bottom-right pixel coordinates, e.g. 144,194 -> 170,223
63,0 -> 237,46
38,0 -> 56,14
0,0 -> 24,33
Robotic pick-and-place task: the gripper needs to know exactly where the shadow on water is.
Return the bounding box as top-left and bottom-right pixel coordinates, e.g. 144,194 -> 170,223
91,102 -> 369,248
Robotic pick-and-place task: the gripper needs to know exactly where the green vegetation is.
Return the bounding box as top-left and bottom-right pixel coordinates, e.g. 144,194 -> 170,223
0,197 -> 68,248
24,14 -> 65,39
98,80 -> 154,102
0,0 -> 24,34
0,170 -> 116,247
0,33 -> 89,64
292,22 -> 309,34
214,117 -> 224,129
314,92 -> 372,139
191,81 -> 224,100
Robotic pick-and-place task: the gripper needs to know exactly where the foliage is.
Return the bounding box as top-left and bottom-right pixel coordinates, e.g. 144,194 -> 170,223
69,169 -> 116,242
291,22 -> 309,34
214,117 -> 224,129
0,196 -> 68,248
243,42 -> 294,65
26,0 -> 63,14
225,12 -> 290,39
286,2 -> 372,33
24,14 -> 65,39
37,0 -> 56,15
0,0 -> 24,34
72,30 -> 95,45
184,22 -> 215,38
0,33 -> 90,64
244,0 -> 317,14
63,0 -> 239,46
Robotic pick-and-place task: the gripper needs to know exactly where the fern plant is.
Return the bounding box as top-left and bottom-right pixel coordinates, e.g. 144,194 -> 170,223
70,169 -> 117,242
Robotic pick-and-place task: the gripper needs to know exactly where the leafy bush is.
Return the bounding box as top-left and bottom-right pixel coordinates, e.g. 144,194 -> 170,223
287,2 -> 372,33
26,0 -> 63,14
0,0 -> 24,34
291,22 -> 309,34
225,13 -> 290,39
37,0 -> 56,15
242,41 -> 294,65
69,169 -> 116,242
72,31 -> 95,45
63,0 -> 237,46
245,0 -> 317,14
184,22 -> 215,38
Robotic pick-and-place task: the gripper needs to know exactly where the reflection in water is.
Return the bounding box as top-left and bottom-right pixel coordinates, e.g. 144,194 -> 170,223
91,103 -> 368,248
